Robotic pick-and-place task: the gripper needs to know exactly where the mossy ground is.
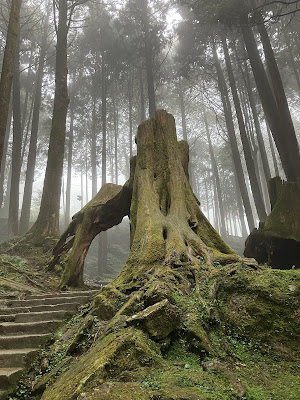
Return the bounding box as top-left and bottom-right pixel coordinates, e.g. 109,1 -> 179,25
7,262 -> 300,400
0,235 -> 61,295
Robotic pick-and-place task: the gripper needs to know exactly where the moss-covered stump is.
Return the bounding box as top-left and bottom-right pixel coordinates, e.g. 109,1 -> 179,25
245,177 -> 300,268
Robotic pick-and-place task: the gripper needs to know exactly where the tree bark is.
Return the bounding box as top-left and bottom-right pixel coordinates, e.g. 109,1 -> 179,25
0,0 -> 22,170
29,0 -> 69,238
19,8 -> 49,235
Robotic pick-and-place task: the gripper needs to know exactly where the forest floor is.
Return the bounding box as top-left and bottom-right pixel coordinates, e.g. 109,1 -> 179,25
0,236 -> 61,295
0,244 -> 298,400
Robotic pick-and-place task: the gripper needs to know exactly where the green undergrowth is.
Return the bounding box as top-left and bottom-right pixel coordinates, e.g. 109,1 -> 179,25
7,262 -> 300,400
0,235 -> 62,295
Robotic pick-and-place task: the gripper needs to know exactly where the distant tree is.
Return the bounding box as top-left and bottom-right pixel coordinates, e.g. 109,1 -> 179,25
30,0 -> 88,238
0,0 -> 23,171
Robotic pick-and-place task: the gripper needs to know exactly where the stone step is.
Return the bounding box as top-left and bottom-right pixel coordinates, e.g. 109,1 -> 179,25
5,295 -> 92,308
0,301 -> 81,315
0,333 -> 50,350
0,368 -> 22,391
0,348 -> 38,368
0,310 -> 72,323
0,320 -> 61,335
26,290 -> 99,299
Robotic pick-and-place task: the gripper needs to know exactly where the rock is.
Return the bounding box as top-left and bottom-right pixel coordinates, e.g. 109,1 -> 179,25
126,299 -> 180,340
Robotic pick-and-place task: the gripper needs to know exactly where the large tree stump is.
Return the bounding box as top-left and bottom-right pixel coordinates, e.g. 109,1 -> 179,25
122,110 -> 238,277
245,177 -> 300,268
53,110 -> 239,289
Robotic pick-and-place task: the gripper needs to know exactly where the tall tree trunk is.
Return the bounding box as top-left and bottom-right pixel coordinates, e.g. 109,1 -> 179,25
65,91 -> 74,227
241,54 -> 271,183
213,42 -> 255,231
139,66 -> 146,123
91,80 -> 97,197
20,96 -> 34,167
112,79 -> 119,185
8,36 -> 22,237
19,7 -> 49,235
99,57 -> 108,277
283,28 -> 300,94
141,0 -> 156,118
179,78 -> 188,141
266,123 -> 280,177
21,49 -> 33,134
202,103 -> 226,237
29,0 -> 69,238
222,37 -> 267,222
241,15 -> 300,182
0,99 -> 13,208
128,69 -> 133,159
0,0 -> 22,170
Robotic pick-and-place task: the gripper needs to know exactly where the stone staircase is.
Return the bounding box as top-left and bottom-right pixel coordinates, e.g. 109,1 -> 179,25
0,289 -> 100,399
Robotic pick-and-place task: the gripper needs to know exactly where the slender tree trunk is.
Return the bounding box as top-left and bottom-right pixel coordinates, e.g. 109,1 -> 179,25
29,0 -> 69,237
141,0 -> 156,118
65,92 -> 74,227
99,57 -> 108,277
21,49 -> 33,134
139,66 -> 146,123
0,99 -> 13,208
179,78 -> 188,141
222,37 -> 267,222
20,96 -> 34,167
112,80 -> 118,185
213,42 -> 255,231
128,69 -> 133,159
8,36 -> 22,237
91,81 -> 97,197
266,123 -> 280,177
241,54 -> 271,182
202,103 -> 226,237
241,15 -> 300,182
0,0 -> 23,170
19,8 -> 49,235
